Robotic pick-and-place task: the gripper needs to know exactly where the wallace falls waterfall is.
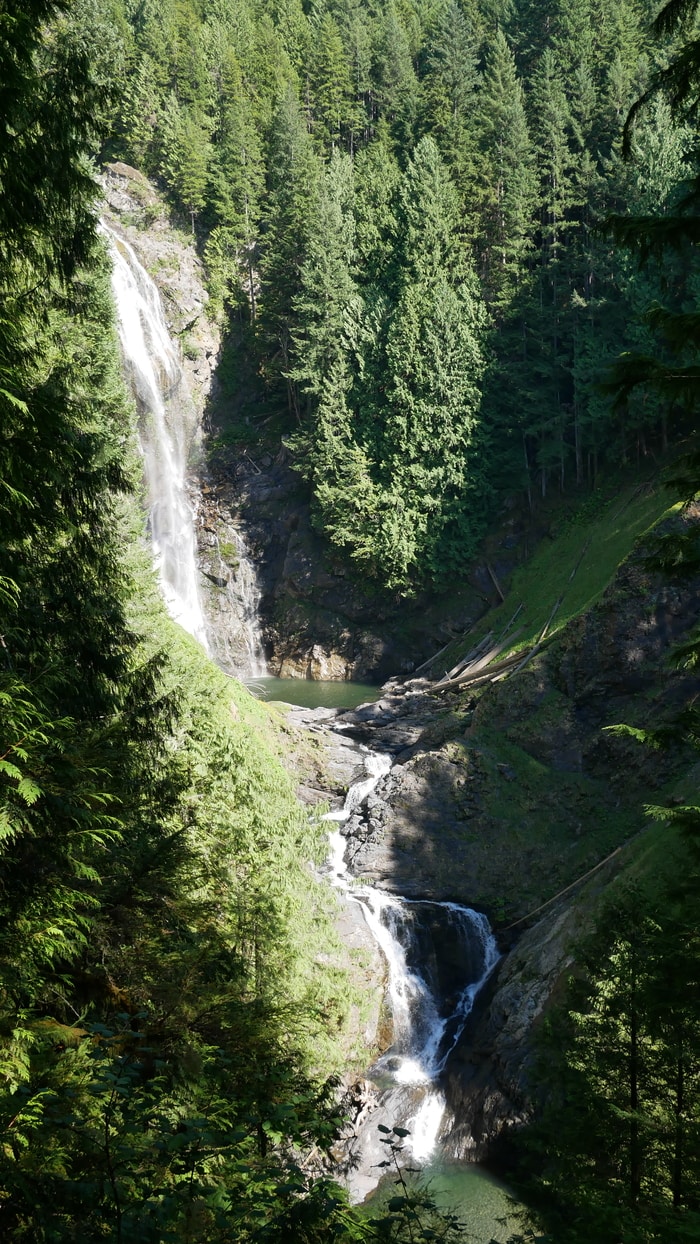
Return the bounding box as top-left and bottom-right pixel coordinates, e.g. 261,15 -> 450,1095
106,227 -> 499,1203
326,753 -> 500,1202
105,223 -> 266,675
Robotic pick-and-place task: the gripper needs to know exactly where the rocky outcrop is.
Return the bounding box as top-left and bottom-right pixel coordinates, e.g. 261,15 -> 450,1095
328,546 -> 700,920
294,531 -> 700,1159
201,461 -> 423,680
441,889 -> 597,1160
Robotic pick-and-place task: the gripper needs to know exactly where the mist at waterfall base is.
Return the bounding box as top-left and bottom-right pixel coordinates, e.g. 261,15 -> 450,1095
324,752 -> 501,1213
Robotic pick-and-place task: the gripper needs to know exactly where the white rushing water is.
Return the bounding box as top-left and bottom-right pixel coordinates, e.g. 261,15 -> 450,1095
325,751 -> 500,1197
104,224 -> 209,649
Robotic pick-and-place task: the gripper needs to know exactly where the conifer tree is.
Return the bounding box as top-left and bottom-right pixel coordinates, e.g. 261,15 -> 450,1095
257,85 -> 320,418
300,137 -> 486,591
479,28 -> 537,309
291,151 -> 358,411
373,1 -> 419,151
205,40 -> 264,316
309,10 -> 354,149
419,0 -> 482,208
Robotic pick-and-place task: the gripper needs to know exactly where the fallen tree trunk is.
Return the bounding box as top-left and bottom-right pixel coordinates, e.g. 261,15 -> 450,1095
431,646 -> 525,693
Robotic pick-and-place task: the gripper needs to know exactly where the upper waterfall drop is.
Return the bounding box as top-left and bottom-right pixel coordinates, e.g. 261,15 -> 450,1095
104,223 -> 210,650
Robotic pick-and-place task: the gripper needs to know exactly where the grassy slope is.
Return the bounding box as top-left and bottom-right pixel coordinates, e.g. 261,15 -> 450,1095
432,480 -> 676,677
405,478 -> 690,923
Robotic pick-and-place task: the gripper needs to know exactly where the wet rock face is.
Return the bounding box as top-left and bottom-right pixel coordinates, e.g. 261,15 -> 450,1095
439,893 -> 600,1161
203,463 -> 411,680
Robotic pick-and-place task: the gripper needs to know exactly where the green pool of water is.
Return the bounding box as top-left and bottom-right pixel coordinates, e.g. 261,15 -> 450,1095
246,677 -> 381,710
365,1161 -> 522,1243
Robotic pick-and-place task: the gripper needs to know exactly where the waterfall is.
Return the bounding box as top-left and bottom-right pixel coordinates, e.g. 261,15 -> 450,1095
325,752 -> 500,1201
104,224 -> 209,649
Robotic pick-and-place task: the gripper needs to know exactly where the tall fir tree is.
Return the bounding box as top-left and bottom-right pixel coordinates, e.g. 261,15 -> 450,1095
257,85 -> 320,418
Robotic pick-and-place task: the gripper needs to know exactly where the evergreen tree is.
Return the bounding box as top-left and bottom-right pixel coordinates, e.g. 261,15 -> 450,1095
479,28 -> 537,309
309,10 -> 354,149
419,0 -> 482,209
372,1 -> 419,152
291,151 -> 358,407
526,882 -> 700,1243
297,136 -> 487,592
257,85 -> 320,418
353,130 -> 401,285
205,39 -> 264,317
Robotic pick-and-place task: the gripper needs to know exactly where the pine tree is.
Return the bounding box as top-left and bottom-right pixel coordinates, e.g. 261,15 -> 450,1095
479,28 -> 538,310
257,85 -> 320,418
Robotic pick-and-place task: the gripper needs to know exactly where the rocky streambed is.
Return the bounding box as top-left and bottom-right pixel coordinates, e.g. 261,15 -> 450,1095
288,694 -> 567,1166
288,545 -> 700,1162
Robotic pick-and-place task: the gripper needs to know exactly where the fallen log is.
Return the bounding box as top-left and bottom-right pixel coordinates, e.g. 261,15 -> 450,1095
538,595 -> 563,643
486,561 -> 506,602
496,601 -> 524,644
412,624 -> 476,676
440,631 -> 494,682
431,646 -> 525,693
454,626 -> 525,680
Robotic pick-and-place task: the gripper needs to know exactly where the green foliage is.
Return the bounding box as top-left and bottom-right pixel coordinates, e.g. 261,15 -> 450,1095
520,876 -> 700,1244
289,135 -> 487,593
0,6 -> 374,1238
76,0 -> 700,593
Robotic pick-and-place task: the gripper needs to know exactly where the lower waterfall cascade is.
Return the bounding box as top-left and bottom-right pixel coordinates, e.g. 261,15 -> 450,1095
325,750 -> 500,1202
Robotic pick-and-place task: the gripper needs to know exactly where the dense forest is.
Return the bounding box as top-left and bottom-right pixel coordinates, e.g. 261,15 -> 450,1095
93,0 -> 697,592
1,0 -> 700,1241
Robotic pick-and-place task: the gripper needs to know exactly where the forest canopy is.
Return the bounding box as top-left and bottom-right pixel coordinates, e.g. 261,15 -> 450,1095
84,0 -> 700,592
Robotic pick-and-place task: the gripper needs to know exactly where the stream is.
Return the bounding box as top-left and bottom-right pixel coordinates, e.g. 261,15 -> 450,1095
324,749 -> 500,1203
107,228 -> 514,1238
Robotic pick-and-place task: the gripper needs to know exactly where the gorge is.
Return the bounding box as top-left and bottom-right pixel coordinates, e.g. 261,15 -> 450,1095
102,160 -> 700,1229
106,192 -> 514,1220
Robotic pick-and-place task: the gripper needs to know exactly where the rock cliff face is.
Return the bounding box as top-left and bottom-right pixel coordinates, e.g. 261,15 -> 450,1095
199,462 -> 406,680
202,450 -> 543,680
100,164 -> 220,413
